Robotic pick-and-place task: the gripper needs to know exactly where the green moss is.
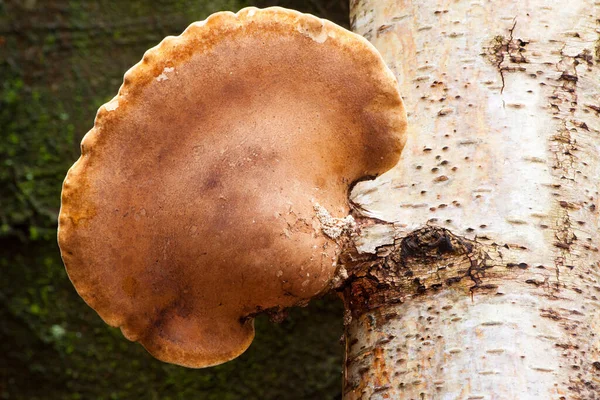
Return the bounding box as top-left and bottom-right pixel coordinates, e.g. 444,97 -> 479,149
2,237 -> 344,399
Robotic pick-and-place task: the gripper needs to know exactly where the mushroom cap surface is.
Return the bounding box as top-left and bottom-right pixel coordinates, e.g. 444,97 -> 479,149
58,7 -> 407,368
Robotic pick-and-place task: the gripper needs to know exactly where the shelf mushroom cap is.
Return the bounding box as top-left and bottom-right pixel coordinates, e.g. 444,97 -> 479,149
58,7 -> 407,368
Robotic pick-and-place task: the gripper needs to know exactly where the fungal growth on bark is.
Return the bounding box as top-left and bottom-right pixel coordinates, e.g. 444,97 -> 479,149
58,7 -> 407,368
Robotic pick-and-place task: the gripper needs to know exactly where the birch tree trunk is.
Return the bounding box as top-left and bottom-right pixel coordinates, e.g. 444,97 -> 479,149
340,0 -> 600,398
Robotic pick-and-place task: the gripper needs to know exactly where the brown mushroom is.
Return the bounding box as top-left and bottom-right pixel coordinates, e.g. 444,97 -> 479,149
58,7 -> 407,368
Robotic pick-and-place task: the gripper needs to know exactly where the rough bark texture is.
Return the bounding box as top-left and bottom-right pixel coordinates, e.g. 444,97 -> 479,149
343,0 -> 600,398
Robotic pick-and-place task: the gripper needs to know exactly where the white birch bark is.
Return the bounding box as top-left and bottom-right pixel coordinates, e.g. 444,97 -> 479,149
341,0 -> 600,398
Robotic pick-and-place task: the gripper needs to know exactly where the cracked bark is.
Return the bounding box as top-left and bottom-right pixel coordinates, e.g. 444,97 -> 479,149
342,0 -> 600,398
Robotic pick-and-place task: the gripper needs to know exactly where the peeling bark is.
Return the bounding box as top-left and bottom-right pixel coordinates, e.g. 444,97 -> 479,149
343,0 -> 600,398
338,225 -> 499,317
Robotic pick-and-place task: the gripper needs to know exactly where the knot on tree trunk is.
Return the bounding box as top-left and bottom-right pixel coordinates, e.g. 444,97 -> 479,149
400,225 -> 472,260
338,225 -> 496,318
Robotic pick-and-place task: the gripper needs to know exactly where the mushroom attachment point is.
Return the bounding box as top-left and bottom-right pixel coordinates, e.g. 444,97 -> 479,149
58,7 -> 407,368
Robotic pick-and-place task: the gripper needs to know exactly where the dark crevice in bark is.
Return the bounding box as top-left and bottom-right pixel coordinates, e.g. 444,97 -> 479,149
483,18 -> 530,94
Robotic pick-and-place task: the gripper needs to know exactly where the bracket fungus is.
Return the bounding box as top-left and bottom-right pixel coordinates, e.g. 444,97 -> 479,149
58,7 -> 407,368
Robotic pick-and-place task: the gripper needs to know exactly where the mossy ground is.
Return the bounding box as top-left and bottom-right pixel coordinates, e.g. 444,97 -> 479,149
0,1 -> 348,398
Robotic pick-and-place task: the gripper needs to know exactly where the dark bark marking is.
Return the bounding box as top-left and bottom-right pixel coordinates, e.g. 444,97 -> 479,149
483,19 -> 529,94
